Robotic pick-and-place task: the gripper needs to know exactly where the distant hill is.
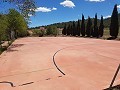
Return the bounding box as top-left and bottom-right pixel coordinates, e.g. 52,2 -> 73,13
45,18 -> 100,28
30,13 -> 120,29
50,13 -> 120,28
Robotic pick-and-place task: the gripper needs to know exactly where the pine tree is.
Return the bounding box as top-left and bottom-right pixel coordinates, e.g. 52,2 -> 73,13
77,19 -> 80,36
110,4 -> 119,38
99,15 -> 104,37
93,13 -> 99,37
81,14 -> 85,37
86,16 -> 92,37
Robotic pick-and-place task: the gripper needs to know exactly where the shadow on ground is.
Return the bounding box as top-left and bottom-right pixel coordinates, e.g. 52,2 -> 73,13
6,44 -> 24,52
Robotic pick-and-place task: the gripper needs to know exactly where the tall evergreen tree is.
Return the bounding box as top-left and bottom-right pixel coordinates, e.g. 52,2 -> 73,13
91,26 -> 94,37
77,19 -> 81,36
99,15 -> 104,37
75,24 -> 78,36
93,13 -> 99,37
72,21 -> 76,36
66,24 -> 71,35
86,16 -> 92,37
81,14 -> 85,36
110,4 -> 119,38
70,25 -> 73,36
62,24 -> 67,35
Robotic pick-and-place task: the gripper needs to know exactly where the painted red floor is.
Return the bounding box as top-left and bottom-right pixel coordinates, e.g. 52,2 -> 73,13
0,37 -> 120,90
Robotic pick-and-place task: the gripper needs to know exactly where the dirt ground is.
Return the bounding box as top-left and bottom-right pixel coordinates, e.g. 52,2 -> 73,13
0,37 -> 120,90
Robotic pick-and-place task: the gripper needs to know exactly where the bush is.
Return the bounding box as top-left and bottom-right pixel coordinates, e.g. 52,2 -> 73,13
17,29 -> 29,37
46,26 -> 58,36
32,29 -> 45,37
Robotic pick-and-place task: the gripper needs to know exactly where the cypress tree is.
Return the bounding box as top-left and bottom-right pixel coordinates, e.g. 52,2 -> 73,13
67,24 -> 71,35
75,24 -> 78,36
91,25 -> 94,37
110,4 -> 119,38
81,14 -> 85,37
62,24 -> 67,35
74,22 -> 78,36
86,16 -> 92,37
93,13 -> 99,37
66,25 -> 68,35
70,25 -> 73,36
72,21 -> 76,36
77,19 -> 81,36
99,15 -> 104,37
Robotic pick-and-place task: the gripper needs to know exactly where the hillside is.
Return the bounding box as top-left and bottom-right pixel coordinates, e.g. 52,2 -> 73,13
50,13 -> 120,28
30,13 -> 120,29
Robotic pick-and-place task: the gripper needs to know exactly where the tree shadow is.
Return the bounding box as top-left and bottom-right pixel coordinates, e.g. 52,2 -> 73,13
9,44 -> 24,49
6,44 -> 24,52
107,37 -> 117,40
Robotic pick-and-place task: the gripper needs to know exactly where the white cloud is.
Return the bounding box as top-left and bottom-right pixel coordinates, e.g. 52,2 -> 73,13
35,7 -> 57,12
60,0 -> 75,8
52,7 -> 57,10
86,0 -> 105,2
117,5 -> 120,9
103,15 -> 111,19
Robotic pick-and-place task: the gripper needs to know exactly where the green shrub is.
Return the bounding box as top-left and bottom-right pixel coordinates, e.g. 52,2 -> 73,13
46,26 -> 58,36
33,29 -> 45,37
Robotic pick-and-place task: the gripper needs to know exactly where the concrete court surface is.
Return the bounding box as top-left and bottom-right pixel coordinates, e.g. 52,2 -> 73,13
0,37 -> 120,90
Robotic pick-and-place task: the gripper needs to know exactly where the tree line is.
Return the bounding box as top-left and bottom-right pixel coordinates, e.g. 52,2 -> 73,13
62,4 -> 119,39
62,14 -> 104,38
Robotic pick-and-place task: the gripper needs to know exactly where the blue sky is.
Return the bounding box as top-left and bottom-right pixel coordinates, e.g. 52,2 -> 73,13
0,0 -> 120,27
